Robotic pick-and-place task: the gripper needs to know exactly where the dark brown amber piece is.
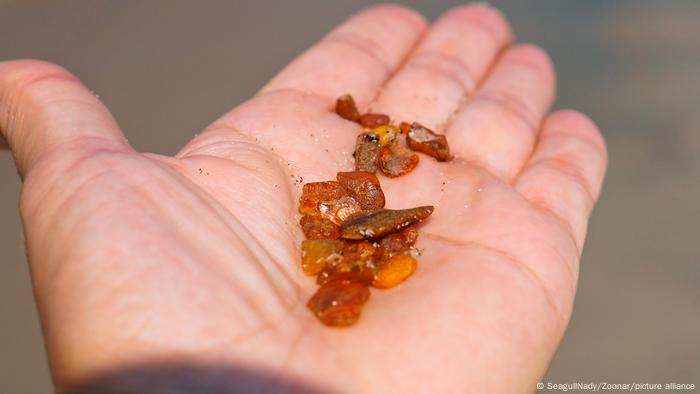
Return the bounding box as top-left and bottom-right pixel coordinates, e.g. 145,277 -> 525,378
380,226 -> 418,256
359,113 -> 390,129
307,280 -> 370,327
301,239 -> 345,275
340,206 -> 434,240
372,254 -> 417,289
299,215 -> 340,240
354,133 -> 381,173
298,181 -> 361,224
379,143 -> 419,177
337,171 -> 385,210
406,122 -> 451,161
335,94 -> 360,122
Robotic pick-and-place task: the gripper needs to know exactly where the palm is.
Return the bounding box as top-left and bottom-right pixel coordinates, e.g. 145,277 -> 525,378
1,5 -> 606,393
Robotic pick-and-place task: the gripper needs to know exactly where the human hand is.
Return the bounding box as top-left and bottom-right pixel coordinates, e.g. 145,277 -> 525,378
0,4 -> 606,393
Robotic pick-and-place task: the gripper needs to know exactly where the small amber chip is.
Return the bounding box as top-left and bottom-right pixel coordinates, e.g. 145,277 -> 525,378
398,121 -> 411,135
300,215 -> 340,240
340,206 -> 434,240
372,254 -> 417,289
359,113 -> 390,129
371,124 -> 401,147
299,182 -> 361,224
406,122 -> 451,161
299,181 -> 345,216
380,226 -> 418,256
336,94 -> 360,122
307,281 -> 370,327
379,143 -> 419,177
337,171 -> 386,210
317,241 -> 382,285
301,239 -> 345,275
354,133 -> 381,173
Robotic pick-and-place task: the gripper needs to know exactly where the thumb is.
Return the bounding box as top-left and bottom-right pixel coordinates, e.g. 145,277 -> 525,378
0,60 -> 131,179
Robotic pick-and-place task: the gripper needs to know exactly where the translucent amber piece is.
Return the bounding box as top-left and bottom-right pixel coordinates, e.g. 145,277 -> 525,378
380,226 -> 418,256
406,122 -> 451,161
299,181 -> 344,216
299,182 -> 361,224
379,143 -> 419,177
336,94 -> 360,122
300,215 -> 340,240
371,124 -> 400,147
307,281 -> 370,327
337,171 -> 385,210
398,121 -> 411,135
359,113 -> 390,129
372,254 -> 417,289
301,239 -> 345,275
354,133 -> 380,173
340,207 -> 434,240
316,241 -> 382,285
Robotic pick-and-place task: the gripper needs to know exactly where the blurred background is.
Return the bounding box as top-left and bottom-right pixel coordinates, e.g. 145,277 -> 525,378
1,0 -> 698,392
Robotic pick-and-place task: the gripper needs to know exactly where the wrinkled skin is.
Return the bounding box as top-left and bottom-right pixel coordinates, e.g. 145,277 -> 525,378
0,4 -> 606,394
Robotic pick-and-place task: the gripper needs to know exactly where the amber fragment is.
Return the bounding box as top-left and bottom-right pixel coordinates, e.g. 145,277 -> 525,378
337,171 -> 385,210
406,122 -> 451,161
340,206 -> 434,240
372,254 -> 417,289
298,182 -> 361,224
299,215 -> 340,240
380,226 -> 418,256
336,94 -> 360,122
399,121 -> 411,135
379,143 -> 419,177
359,113 -> 390,129
307,280 -> 370,326
301,239 -> 345,275
354,133 -> 381,173
317,241 -> 382,285
371,124 -> 400,147
299,181 -> 344,216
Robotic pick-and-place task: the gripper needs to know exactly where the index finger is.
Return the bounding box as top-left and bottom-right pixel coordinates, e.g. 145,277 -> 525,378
259,4 -> 427,106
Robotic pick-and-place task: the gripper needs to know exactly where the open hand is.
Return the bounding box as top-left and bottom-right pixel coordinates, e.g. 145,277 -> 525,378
0,4 -> 606,393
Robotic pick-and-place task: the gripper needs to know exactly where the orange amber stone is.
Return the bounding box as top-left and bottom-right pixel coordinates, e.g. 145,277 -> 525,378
398,121 -> 411,134
316,241 -> 382,285
298,182 -> 361,224
380,226 -> 418,256
379,143 -> 419,177
299,181 -> 344,216
371,124 -> 401,147
372,254 -> 417,289
336,94 -> 360,122
300,215 -> 340,239
406,122 -> 451,161
359,113 -> 390,129
307,280 -> 370,326
337,171 -> 385,210
301,239 -> 345,276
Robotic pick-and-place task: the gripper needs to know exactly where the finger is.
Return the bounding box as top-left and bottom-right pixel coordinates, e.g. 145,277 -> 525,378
0,60 -> 130,178
370,4 -> 512,128
516,110 -> 607,249
447,44 -> 555,182
259,4 -> 427,105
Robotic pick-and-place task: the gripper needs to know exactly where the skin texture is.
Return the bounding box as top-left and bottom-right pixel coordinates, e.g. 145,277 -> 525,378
0,4 -> 607,394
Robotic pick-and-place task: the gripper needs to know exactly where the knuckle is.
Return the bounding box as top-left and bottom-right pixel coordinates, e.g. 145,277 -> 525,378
506,44 -> 555,80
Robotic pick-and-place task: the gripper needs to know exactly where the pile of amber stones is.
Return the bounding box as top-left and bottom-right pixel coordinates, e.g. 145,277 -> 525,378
300,94 -> 451,327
